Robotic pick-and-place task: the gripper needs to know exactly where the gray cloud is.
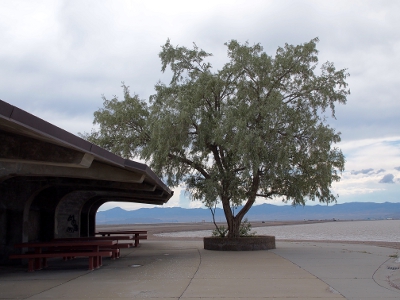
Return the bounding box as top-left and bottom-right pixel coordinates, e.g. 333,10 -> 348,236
351,168 -> 374,175
395,167 -> 400,171
0,0 -> 400,140
379,174 -> 395,184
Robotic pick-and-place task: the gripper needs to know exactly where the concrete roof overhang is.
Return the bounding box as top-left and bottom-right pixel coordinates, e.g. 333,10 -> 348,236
0,99 -> 173,205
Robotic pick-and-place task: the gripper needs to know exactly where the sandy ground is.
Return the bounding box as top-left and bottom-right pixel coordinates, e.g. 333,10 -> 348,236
97,220 -> 400,250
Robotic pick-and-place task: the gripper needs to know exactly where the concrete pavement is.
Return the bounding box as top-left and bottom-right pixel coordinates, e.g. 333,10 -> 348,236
272,241 -> 400,300
0,240 -> 399,299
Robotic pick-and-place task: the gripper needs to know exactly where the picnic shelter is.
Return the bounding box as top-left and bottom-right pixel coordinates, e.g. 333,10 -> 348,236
0,99 -> 173,264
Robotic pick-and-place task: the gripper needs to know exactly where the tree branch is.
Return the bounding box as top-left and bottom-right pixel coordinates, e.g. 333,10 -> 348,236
236,169 -> 261,221
255,192 -> 275,198
207,143 -> 225,174
167,153 -> 210,179
233,167 -> 246,173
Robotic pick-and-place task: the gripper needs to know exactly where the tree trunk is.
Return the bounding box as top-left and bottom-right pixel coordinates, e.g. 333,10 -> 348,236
227,215 -> 243,238
223,171 -> 260,238
221,197 -> 241,238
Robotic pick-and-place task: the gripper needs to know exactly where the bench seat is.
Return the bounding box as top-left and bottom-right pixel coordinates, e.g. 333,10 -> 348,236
49,246 -> 121,259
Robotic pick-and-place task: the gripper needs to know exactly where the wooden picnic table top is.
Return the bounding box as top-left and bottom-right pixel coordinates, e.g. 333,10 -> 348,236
53,236 -> 134,242
14,240 -> 117,248
97,230 -> 147,235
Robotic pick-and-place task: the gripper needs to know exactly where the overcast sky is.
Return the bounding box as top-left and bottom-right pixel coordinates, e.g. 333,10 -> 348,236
1,0 -> 399,211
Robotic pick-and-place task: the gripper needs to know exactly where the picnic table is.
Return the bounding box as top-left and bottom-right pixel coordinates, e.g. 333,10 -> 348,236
96,230 -> 147,247
53,236 -> 136,258
10,240 -> 116,272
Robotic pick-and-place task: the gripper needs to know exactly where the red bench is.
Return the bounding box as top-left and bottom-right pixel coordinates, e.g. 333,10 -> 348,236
11,240 -> 117,272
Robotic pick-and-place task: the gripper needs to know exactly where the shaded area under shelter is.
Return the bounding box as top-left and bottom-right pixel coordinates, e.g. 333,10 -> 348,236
0,99 -> 173,264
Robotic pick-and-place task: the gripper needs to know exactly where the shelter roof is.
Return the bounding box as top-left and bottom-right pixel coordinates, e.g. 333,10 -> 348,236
0,99 -> 173,205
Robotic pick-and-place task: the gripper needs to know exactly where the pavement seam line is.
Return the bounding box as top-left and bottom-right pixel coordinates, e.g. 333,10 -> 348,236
372,256 -> 400,292
271,248 -> 346,299
178,248 -> 202,299
22,270 -> 92,300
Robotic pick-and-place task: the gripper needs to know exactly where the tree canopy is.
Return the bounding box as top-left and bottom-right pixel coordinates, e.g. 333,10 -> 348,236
85,38 -> 349,238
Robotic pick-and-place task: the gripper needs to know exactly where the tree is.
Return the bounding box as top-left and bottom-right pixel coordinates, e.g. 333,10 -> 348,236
84,38 -> 349,238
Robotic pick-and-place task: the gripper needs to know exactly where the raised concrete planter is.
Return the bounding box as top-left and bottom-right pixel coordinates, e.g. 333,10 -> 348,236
203,236 -> 276,251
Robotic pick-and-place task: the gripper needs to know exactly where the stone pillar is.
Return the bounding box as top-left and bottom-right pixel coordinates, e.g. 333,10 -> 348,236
0,177 -> 47,264
55,191 -> 96,238
89,200 -> 106,236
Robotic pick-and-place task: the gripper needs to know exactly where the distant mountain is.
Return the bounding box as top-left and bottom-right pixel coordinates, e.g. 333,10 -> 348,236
96,202 -> 400,224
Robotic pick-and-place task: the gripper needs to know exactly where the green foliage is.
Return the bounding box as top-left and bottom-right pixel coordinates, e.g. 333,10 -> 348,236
212,219 -> 255,237
212,226 -> 228,237
83,38 -> 349,238
82,84 -> 150,159
239,218 -> 256,237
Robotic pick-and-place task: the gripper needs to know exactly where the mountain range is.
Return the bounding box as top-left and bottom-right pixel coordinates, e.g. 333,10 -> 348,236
96,202 -> 400,224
